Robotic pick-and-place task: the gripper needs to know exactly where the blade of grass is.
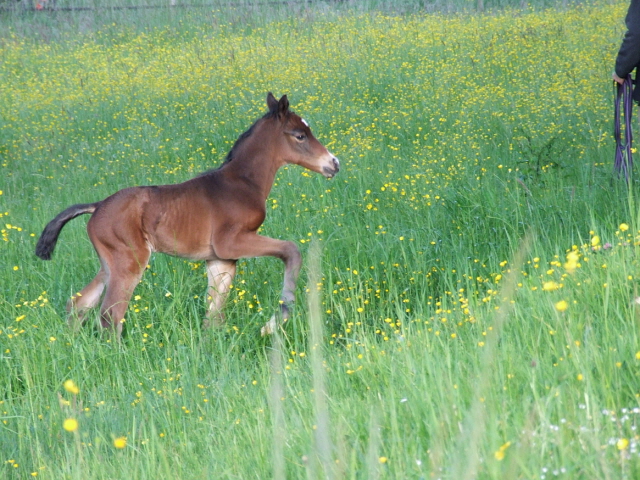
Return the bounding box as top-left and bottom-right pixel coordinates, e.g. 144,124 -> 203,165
268,329 -> 286,480
452,230 -> 533,479
307,240 -> 333,480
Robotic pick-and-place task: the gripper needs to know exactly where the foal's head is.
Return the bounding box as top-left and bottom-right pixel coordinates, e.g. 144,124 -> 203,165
265,92 -> 340,178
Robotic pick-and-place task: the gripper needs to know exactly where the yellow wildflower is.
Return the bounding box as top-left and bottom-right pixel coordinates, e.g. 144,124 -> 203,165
617,438 -> 629,450
542,281 -> 560,292
63,418 -> 78,432
63,380 -> 79,395
113,437 -> 127,449
494,441 -> 511,461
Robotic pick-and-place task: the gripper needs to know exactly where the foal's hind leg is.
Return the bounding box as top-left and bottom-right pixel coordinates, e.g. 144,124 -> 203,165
67,267 -> 107,331
65,267 -> 107,331
98,249 -> 150,338
203,259 -> 236,329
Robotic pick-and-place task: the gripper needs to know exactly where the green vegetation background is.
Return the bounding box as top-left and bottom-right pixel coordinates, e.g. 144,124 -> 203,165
1,0 -> 639,478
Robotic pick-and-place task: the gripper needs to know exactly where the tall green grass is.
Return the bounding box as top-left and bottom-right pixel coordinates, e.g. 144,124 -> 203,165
0,0 -> 592,41
1,0 -> 639,478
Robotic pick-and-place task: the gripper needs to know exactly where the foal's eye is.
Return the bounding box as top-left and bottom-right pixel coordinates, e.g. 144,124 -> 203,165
294,133 -> 306,141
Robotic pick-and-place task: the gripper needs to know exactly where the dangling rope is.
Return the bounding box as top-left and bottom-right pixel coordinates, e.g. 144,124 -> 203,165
614,75 -> 634,180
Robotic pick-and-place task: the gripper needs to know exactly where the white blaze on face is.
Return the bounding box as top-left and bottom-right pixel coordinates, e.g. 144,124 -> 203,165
301,118 -> 309,127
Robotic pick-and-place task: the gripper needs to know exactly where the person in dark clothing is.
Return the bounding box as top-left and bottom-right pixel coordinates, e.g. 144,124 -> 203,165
613,0 -> 640,103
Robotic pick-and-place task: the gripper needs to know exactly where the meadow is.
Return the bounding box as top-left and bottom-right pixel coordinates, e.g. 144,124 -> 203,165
1,0 -> 640,478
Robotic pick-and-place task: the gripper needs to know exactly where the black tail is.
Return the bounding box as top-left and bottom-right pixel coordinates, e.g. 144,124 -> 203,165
35,203 -> 99,260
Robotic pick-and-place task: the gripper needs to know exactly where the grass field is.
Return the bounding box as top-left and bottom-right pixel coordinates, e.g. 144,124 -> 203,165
1,0 -> 640,478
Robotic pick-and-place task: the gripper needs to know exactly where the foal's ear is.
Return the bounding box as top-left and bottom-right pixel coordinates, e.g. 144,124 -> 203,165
266,92 -> 289,117
267,92 -> 278,112
277,95 -> 289,115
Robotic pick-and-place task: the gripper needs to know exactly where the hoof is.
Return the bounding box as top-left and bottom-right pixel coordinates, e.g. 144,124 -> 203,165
261,316 -> 277,336
203,312 -> 226,329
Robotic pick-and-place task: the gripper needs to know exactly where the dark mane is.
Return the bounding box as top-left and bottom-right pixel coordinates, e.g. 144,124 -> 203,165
225,109 -> 290,164
197,109 -> 293,178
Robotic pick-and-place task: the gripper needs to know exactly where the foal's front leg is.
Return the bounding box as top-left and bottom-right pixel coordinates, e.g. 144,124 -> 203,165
203,259 -> 237,328
260,239 -> 302,336
217,233 -> 301,336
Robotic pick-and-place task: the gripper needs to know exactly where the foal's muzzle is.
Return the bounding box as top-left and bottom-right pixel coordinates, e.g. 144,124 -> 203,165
323,157 -> 340,178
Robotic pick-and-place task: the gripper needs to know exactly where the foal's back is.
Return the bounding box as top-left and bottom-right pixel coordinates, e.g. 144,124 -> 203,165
88,171 -> 257,262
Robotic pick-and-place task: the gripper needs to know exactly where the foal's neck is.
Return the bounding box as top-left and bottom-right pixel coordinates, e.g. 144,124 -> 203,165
219,143 -> 283,201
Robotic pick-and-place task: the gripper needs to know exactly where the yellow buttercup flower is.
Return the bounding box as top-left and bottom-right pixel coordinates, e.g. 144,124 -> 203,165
617,438 -> 629,450
542,281 -> 560,292
494,441 -> 511,461
63,418 -> 78,432
564,251 -> 579,273
64,380 -> 79,395
113,437 -> 127,449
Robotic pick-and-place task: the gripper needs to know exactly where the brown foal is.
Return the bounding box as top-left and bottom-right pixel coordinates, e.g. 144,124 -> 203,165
35,93 -> 339,338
